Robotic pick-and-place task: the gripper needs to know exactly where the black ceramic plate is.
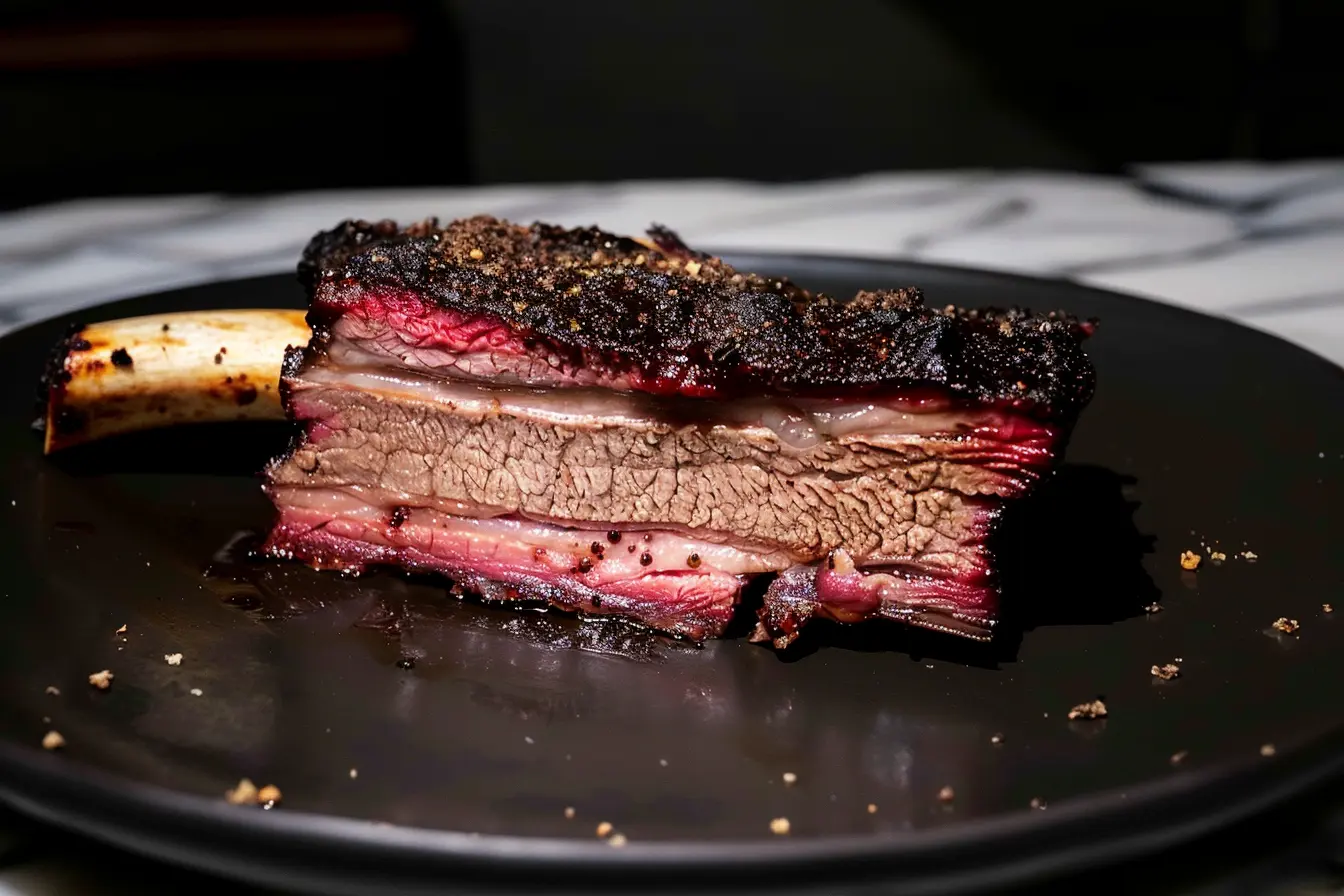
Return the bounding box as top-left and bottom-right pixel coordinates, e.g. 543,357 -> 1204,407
1,257 -> 1342,896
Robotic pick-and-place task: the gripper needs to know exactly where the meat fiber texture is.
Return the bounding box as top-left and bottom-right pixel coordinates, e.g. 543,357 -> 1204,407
262,216 -> 1097,648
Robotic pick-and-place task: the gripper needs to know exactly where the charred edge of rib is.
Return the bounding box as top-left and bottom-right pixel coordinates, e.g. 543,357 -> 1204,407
299,216 -> 1097,419
37,322 -> 87,414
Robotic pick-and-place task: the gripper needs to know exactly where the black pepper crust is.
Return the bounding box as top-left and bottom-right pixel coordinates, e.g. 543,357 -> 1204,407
298,216 -> 1097,418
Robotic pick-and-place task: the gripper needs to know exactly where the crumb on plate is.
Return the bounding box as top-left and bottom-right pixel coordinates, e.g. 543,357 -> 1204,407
190,688 -> 203,697
1179,551 -> 1201,570
88,669 -> 113,690
1029,797 -> 1046,810
866,803 -> 877,814
1324,603 -> 1333,614
782,771 -> 797,785
1068,699 -> 1107,720
225,778 -> 258,805
44,686 -> 59,696
1143,603 -> 1163,614
1260,743 -> 1276,757
607,833 -> 628,848
1170,750 -> 1189,765
114,624 -> 127,635
1271,617 -> 1299,635
42,730 -> 64,751
257,784 -> 282,806
165,653 -> 183,666
1151,662 -> 1181,681
990,733 -> 1003,745
349,768 -> 358,779
563,806 -> 575,819
937,785 -> 955,802
596,821 -> 613,838
769,817 -> 791,835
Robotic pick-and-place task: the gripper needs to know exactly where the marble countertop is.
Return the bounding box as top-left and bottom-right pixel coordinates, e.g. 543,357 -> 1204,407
1,163 -> 1342,894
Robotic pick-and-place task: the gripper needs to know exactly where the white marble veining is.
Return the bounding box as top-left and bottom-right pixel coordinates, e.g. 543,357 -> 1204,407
1,163 -> 1342,895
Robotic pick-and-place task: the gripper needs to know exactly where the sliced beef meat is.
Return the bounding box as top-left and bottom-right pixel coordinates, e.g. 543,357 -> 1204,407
264,216 -> 1097,647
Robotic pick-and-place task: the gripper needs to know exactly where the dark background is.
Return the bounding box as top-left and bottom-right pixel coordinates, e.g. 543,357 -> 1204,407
2,0 -> 1343,209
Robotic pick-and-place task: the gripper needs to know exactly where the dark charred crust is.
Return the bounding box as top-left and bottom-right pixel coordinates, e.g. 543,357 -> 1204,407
299,216 -> 1096,419
37,323 -> 86,412
389,505 -> 411,528
109,347 -> 133,369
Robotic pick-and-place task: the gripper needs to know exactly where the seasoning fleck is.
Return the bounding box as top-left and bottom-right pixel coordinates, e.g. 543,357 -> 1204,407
769,817 -> 791,835
88,669 -> 113,690
1271,617 -> 1300,635
1179,551 -> 1201,570
109,347 -> 133,368
225,779 -> 258,805
165,653 -> 183,666
42,730 -> 65,751
1067,699 -> 1107,720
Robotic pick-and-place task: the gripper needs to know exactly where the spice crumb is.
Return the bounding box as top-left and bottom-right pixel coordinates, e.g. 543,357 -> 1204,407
563,806 -> 575,819
1179,551 -> 1201,570
165,653 -> 183,666
190,688 -> 203,696
42,730 -> 65,751
1068,699 -> 1108,720
782,771 -> 798,785
1271,617 -> 1300,635
114,624 -> 127,635
225,778 -> 258,805
1260,743 -> 1277,757
1151,662 -> 1181,681
937,785 -> 955,803
1170,750 -> 1189,765
595,821 -> 613,838
769,817 -> 791,835
607,833 -> 628,848
257,785 -> 282,806
44,686 -> 60,696
88,669 -> 113,690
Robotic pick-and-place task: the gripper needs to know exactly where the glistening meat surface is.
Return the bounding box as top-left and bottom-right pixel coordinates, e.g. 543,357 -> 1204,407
264,216 -> 1097,647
